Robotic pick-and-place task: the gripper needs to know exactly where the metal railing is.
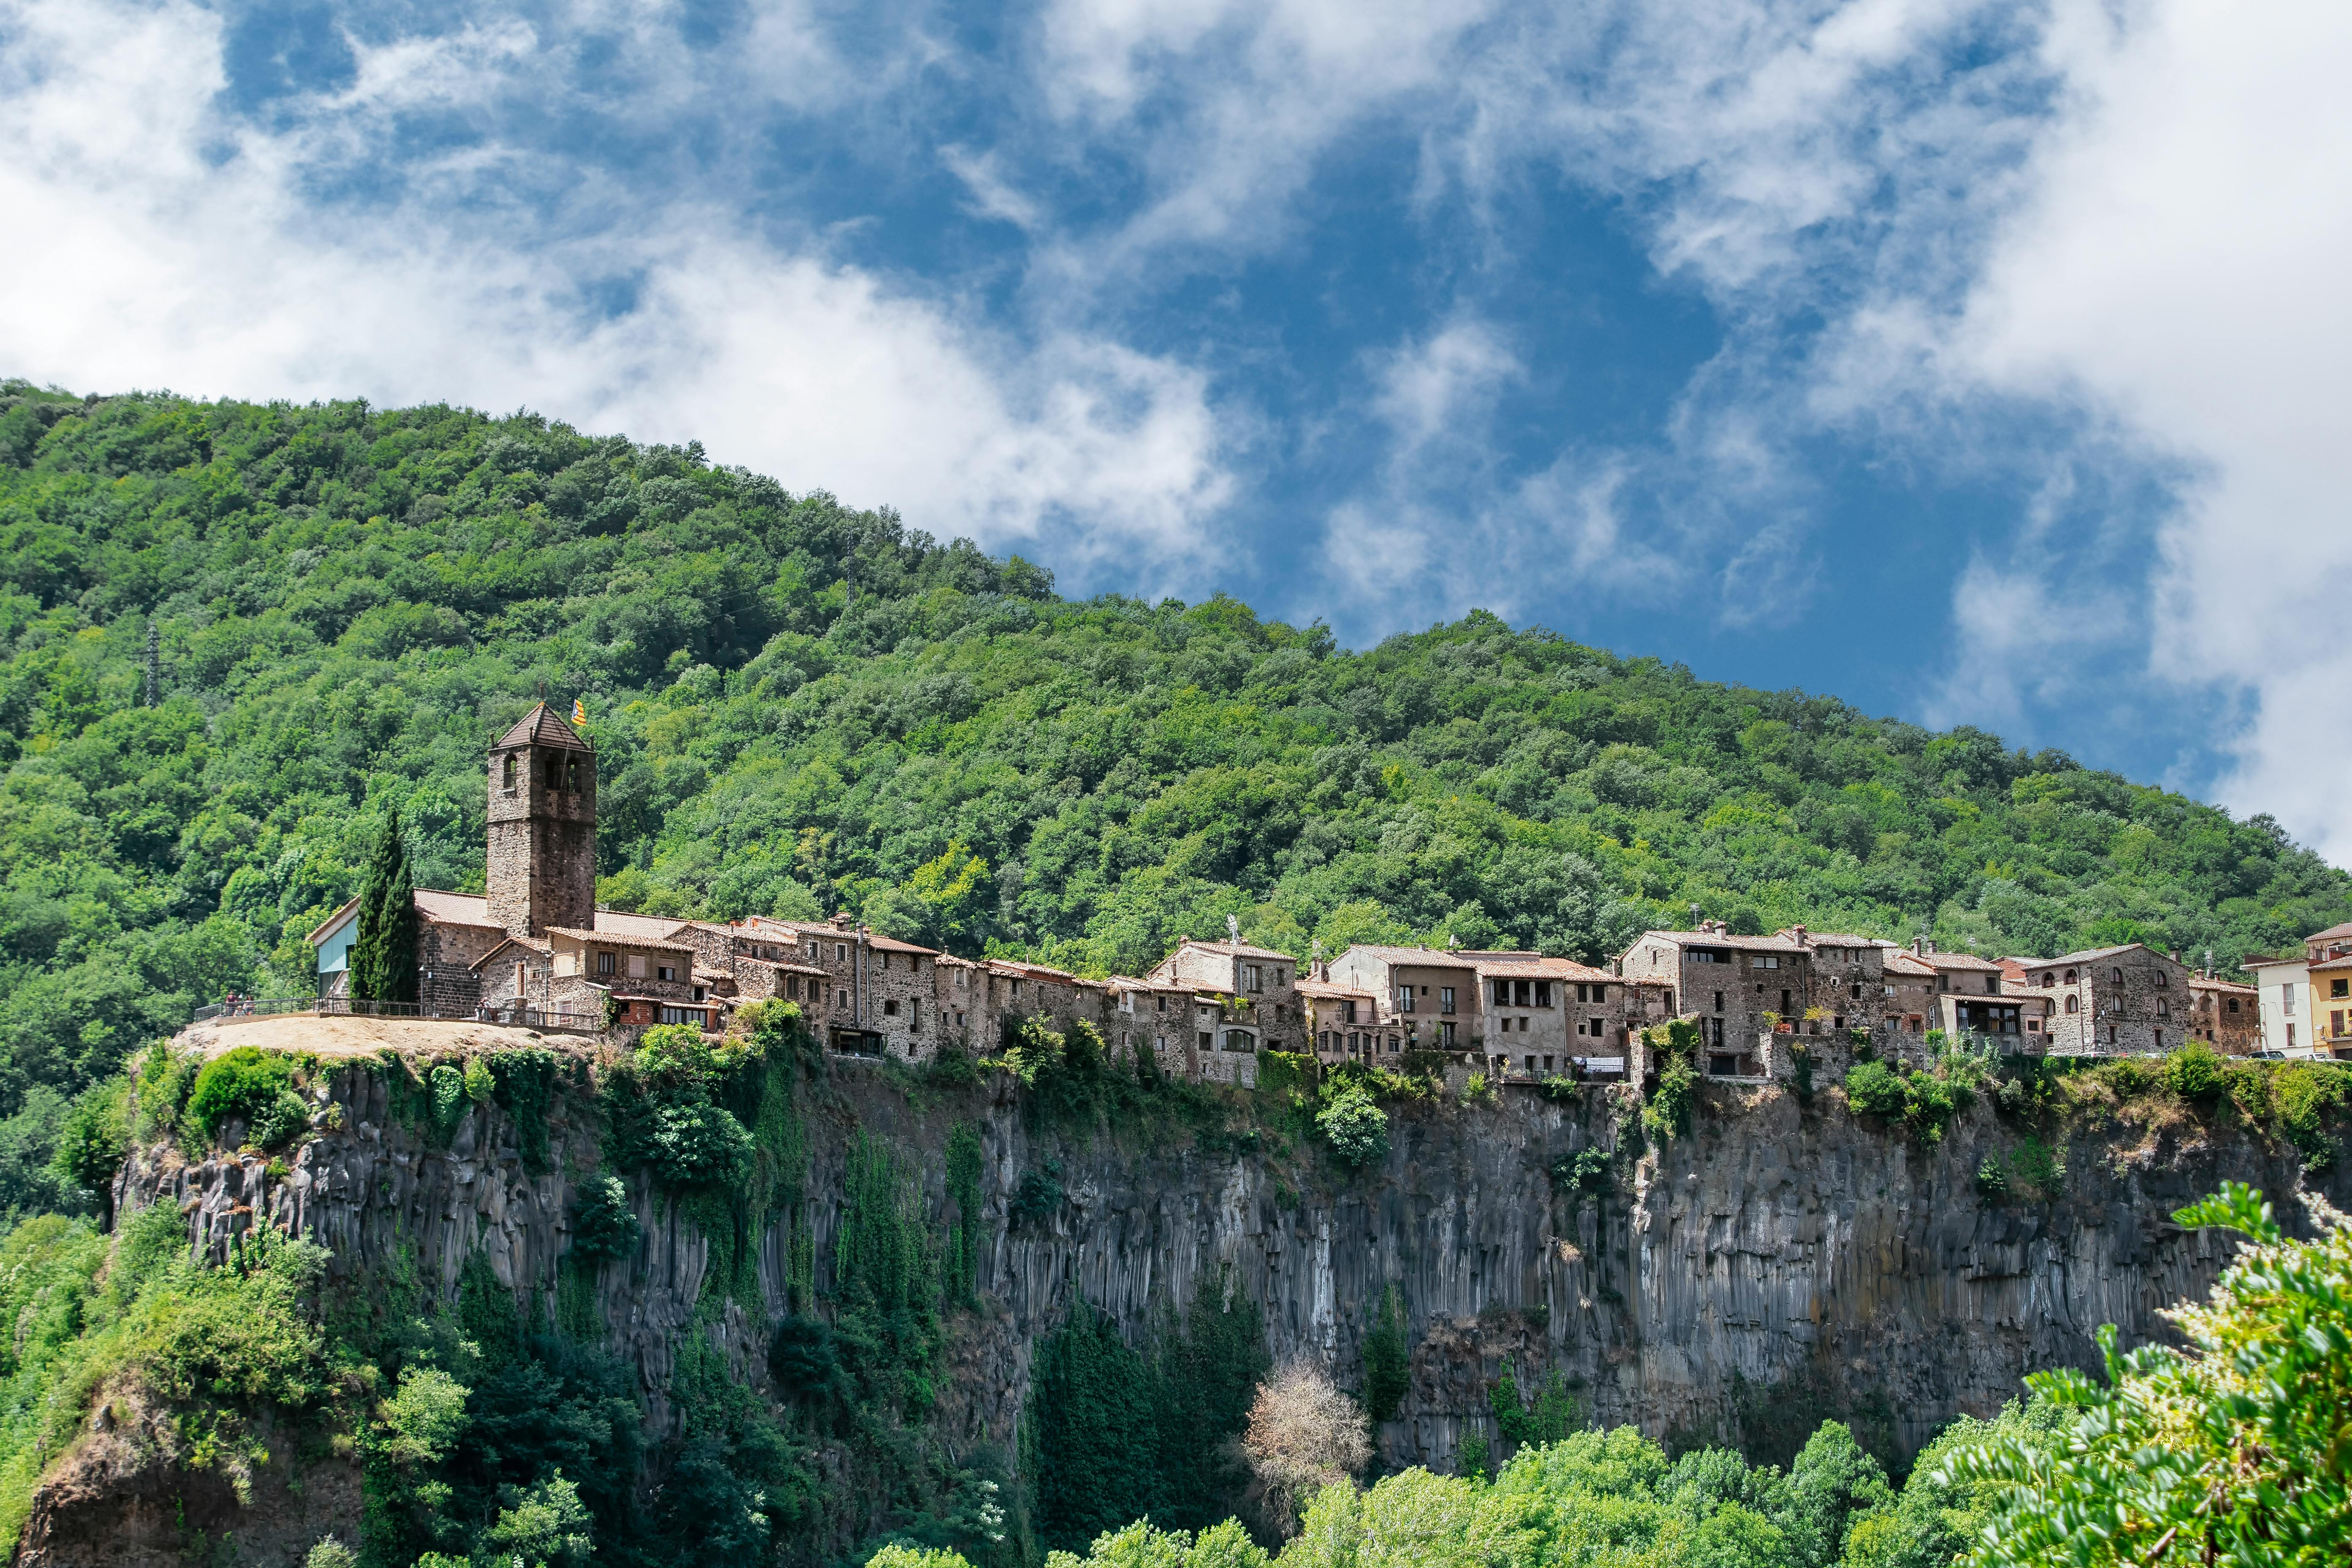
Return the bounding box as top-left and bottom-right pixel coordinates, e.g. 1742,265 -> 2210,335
190,997 -> 602,1033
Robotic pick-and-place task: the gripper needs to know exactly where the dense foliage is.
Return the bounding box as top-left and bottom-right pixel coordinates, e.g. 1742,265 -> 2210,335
4,381 -> 2345,1153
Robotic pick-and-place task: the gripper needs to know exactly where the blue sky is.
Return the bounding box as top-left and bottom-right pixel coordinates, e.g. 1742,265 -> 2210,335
4,0 -> 2350,855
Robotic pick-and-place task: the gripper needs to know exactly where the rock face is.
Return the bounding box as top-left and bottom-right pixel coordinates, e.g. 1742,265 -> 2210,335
59,1050 -> 2344,1563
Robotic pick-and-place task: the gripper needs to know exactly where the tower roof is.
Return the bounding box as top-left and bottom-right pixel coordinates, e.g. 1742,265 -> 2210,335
494,702 -> 594,752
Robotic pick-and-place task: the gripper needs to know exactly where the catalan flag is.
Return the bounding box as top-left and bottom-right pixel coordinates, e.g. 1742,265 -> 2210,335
572,698 -> 587,727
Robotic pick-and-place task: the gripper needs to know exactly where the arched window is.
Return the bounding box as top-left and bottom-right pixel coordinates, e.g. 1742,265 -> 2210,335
2111,967 -> 2125,984
2064,969 -> 2078,983
2040,972 -> 2054,987
2153,970 -> 2167,987
2064,996 -> 2078,1014
501,754 -> 516,789
566,757 -> 581,792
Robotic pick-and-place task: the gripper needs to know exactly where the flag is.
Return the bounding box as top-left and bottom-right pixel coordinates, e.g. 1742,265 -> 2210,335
572,698 -> 587,726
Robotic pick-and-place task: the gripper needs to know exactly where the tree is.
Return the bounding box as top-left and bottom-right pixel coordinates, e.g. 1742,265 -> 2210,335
349,806 -> 417,1005
1360,1285 -> 1409,1424
1240,1363 -> 1371,1534
1939,1182 -> 2352,1568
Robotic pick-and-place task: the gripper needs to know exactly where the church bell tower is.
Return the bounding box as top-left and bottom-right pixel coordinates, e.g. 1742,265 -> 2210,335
486,702 -> 597,939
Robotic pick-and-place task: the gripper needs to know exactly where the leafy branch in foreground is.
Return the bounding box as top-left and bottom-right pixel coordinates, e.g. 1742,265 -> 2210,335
1940,1181 -> 2351,1568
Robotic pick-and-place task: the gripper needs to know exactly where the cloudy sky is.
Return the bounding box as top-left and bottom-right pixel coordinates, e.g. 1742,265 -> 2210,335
3,0 -> 2347,852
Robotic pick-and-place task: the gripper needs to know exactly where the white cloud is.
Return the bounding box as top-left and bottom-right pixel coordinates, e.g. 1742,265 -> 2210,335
0,0 -> 1231,576
1951,0 -> 2352,854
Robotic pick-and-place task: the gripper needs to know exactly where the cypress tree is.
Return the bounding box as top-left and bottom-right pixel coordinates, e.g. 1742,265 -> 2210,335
351,807 -> 419,1005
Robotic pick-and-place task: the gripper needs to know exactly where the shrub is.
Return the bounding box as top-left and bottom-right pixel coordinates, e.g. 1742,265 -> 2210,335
1461,1071 -> 1494,1105
999,1015 -> 1065,1086
1361,1285 -> 1409,1423
644,1101 -> 754,1187
1845,1061 -> 1907,1120
2163,1040 -> 2225,1102
50,1081 -> 130,1199
1975,1154 -> 2009,1197
633,1024 -> 716,1086
1242,1363 -> 1372,1533
1008,1160 -> 1064,1228
2274,1062 -> 2350,1169
185,1048 -> 306,1148
1317,1085 -> 1389,1168
568,1173 -> 641,1264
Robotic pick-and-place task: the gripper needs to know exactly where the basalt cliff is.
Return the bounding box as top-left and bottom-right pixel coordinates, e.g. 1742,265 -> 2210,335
29,1026 -> 2338,1566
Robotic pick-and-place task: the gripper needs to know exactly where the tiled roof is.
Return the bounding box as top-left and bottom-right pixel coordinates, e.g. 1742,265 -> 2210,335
1337,945 -> 1482,966
1473,956 -> 1613,980
415,889 -> 500,928
2189,975 -> 2257,993
544,925 -> 694,953
1171,938 -> 1298,962
736,955 -> 832,978
732,915 -> 939,957
1882,952 -> 1937,977
469,934 -> 551,967
2306,920 -> 2352,943
1295,980 -> 1380,999
495,702 -> 594,752
1919,950 -> 2005,972
2034,942 -> 2178,969
1639,931 -> 1808,954
593,910 -> 695,941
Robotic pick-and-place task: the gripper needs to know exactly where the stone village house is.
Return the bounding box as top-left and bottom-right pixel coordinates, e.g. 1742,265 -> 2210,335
311,702 -> 2297,1090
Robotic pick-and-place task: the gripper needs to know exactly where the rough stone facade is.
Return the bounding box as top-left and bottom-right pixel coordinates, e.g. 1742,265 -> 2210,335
2188,976 -> 2258,1054
2023,943 -> 2194,1057
484,704 -> 597,941
1619,927 -> 1814,1076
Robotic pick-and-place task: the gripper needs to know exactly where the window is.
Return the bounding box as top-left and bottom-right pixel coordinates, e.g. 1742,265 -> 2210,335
2112,967 -> 2125,984
1713,991 -> 1724,1013
513,961 -> 527,999
2335,979 -> 2349,999
2154,970 -> 2168,987
2040,972 -> 2053,987
659,1007 -> 708,1027
1245,964 -> 1263,992
657,965 -> 676,983
787,976 -> 801,999
627,955 -> 648,979
2065,969 -> 2078,983
2065,996 -> 2078,1013
1985,975 -> 2000,994
1439,1022 -> 1455,1046
2289,1023 -> 2298,1048
836,943 -> 848,962
956,968 -> 968,989
2336,1010 -> 2345,1037
1524,1055 -> 1535,1072
1198,1032 -> 1211,1051
1341,1000 -> 1358,1025
883,999 -> 899,1017
1543,1056 -> 1554,1072
544,757 -> 561,789
2284,983 -> 2298,1009
2153,1028 -> 2163,1048
692,986 -> 706,1002
1439,987 -> 1456,1015
837,988 -> 849,1008
502,754 -> 516,789
2228,998 -> 2240,1013
1755,955 -> 1779,970
596,951 -> 615,976
566,757 -> 581,792
2157,999 -> 2169,1018
1398,987 -> 1416,1013
1535,981 -> 1552,1007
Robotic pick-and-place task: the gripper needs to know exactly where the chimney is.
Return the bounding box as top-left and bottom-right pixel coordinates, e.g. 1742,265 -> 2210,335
1792,925 -> 1808,943
1912,936 -> 1925,957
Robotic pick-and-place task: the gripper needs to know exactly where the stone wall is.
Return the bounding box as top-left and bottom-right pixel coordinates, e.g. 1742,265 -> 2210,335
105,1037 -> 2347,1492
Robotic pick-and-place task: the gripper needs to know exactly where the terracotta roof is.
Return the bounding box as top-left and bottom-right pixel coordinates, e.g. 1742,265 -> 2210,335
593,910 -> 695,941
1337,945 -> 1483,967
468,936 -> 551,969
2189,975 -> 2257,994
1638,931 -> 1808,955
2034,942 -> 2180,969
1473,956 -> 1613,981
495,702 -> 594,752
1169,938 -> 1297,963
2305,920 -> 2352,943
733,916 -> 939,958
2306,953 -> 2352,973
415,889 -> 501,929
1778,930 -> 1883,948
544,925 -> 694,954
1918,950 -> 2006,972
1295,980 -> 1380,1000
1882,952 -> 1937,977
2245,955 -> 2309,969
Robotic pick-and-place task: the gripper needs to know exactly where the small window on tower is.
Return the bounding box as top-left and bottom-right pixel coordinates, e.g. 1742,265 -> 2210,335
566,757 -> 580,792
545,757 -> 561,789
502,754 -> 516,789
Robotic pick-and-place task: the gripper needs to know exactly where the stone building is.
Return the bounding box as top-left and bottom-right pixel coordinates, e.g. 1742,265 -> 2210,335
1326,946 -> 1484,1053
1876,948 -> 1938,1060
1467,953 -> 1623,1081
486,705 -> 597,939
2188,973 -> 2259,1055
1616,924 -> 1812,1071
1297,969 -> 1397,1065
2021,943 -> 2193,1057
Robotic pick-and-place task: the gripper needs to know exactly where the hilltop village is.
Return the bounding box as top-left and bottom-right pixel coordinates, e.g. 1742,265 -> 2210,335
308,705 -> 2302,1089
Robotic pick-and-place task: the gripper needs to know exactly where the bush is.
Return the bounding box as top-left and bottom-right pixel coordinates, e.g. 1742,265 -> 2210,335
2274,1062 -> 2350,1169
998,1015 -> 1065,1086
1008,1161 -> 1065,1228
644,1100 -> 754,1187
1316,1085 -> 1389,1168
185,1047 -> 307,1148
1845,1060 -> 1907,1119
50,1081 -> 130,1200
568,1174 -> 641,1264
2163,1040 -> 2225,1102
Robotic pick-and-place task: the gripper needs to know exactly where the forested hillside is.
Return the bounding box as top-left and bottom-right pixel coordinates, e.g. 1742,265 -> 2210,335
4,379 -> 2346,1139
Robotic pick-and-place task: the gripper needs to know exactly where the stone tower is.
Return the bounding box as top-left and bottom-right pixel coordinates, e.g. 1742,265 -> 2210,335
486,702 -> 596,939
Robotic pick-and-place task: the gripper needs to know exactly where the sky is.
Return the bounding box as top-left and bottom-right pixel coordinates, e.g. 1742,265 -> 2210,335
3,0 -> 2348,856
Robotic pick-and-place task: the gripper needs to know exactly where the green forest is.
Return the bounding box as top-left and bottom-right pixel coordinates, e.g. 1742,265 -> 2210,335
3,383 -> 2351,1566
4,380 -> 2345,1151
